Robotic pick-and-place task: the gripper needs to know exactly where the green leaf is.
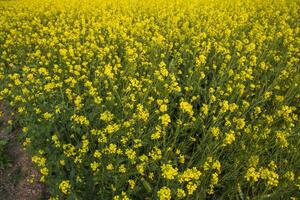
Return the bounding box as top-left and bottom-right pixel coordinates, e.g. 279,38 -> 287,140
142,180 -> 152,192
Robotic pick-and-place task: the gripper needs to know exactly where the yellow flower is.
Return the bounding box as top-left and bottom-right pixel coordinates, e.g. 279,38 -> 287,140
43,112 -> 53,120
59,49 -> 68,57
259,168 -> 279,187
104,123 -> 120,134
254,106 -> 262,116
93,150 -> 102,158
136,163 -> 145,175
210,127 -> 220,138
275,95 -> 284,102
157,186 -> 171,200
74,95 -> 83,109
104,64 -> 114,79
148,172 -> 154,180
59,160 -> 65,166
161,164 -> 178,180
119,164 -> 127,173
107,163 -> 114,171
177,188 -> 186,198
178,167 -> 201,183
179,155 -> 185,164
159,104 -> 168,112
233,117 -> 245,130
136,104 -> 149,122
59,180 -> 71,195
245,167 -> 260,182
18,106 -> 25,113
70,114 -> 90,126
121,191 -> 130,200
276,131 -> 289,148
151,126 -> 162,140
149,147 -> 162,161
128,179 -> 135,189
211,173 -> 219,186
220,100 -> 229,113
125,149 -> 136,161
212,160 -> 221,173
201,104 -> 209,116
100,111 -> 114,122
160,114 -> 171,126
196,54 -> 206,66
223,130 -> 235,146
283,171 -> 295,181
90,161 -> 100,172
180,101 -> 194,116
40,167 -> 48,176
32,155 -> 46,167
113,195 -> 120,200
23,137 -> 31,147
186,182 -> 197,195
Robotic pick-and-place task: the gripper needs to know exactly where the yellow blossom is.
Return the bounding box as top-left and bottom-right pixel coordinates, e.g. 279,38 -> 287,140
160,114 -> 171,126
59,180 -> 71,195
157,186 -> 171,200
180,101 -> 194,116
161,164 -> 178,180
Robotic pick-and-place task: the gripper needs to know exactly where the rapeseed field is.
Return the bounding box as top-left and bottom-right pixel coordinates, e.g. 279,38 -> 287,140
0,0 -> 299,199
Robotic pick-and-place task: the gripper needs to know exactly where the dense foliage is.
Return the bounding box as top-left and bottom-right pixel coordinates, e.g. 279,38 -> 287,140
0,0 -> 299,199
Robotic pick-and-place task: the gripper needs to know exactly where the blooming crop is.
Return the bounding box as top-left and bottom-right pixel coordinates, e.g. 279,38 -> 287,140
0,0 -> 299,199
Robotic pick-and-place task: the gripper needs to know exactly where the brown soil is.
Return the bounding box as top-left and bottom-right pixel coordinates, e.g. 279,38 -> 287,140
0,103 -> 45,200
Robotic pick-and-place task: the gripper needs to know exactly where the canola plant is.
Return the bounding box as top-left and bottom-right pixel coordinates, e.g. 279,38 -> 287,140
0,0 -> 299,199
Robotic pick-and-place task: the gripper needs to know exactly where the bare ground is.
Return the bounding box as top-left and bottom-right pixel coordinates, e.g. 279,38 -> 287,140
0,103 -> 46,200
